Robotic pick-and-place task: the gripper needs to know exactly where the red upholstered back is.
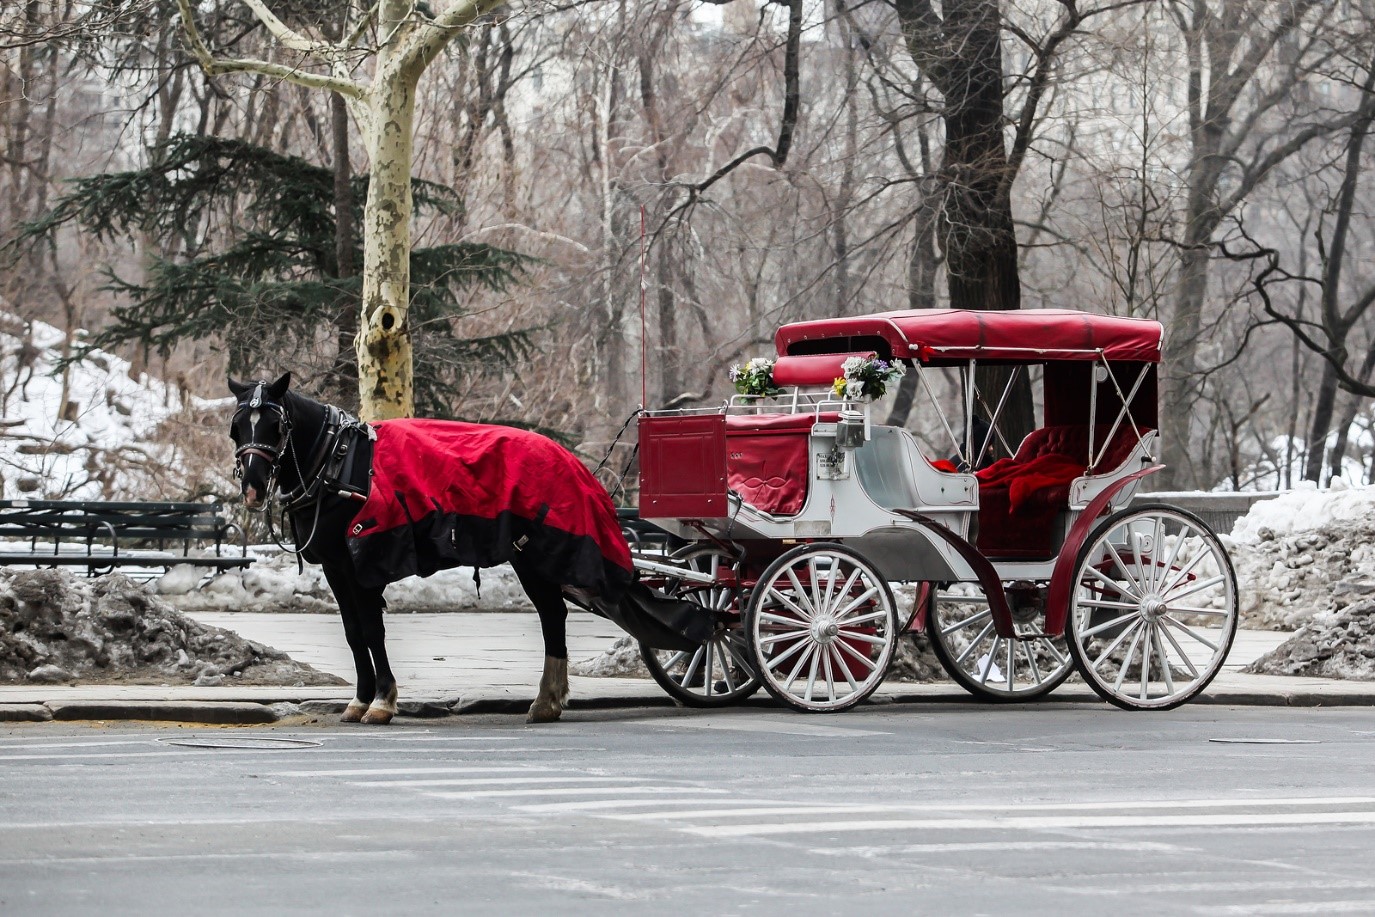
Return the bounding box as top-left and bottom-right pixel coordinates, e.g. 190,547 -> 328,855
724,413 -> 838,515
1013,424 -> 1148,472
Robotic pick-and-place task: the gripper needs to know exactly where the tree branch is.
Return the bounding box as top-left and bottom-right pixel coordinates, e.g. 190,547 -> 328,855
174,0 -> 367,100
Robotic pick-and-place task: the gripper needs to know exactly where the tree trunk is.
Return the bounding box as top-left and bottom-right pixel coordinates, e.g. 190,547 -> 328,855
355,69 -> 417,421
1304,360 -> 1340,484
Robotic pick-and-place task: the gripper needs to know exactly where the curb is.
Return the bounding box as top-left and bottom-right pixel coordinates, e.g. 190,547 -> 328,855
7,688 -> 1375,725
44,700 -> 280,725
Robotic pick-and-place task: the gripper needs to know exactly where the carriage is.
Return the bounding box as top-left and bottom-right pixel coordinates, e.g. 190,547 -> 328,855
628,308 -> 1238,713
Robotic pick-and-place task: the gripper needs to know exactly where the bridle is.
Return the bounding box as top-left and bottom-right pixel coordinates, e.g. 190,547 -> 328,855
232,381 -> 293,509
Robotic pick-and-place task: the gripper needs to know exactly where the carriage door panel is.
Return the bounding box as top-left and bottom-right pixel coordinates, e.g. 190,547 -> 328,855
638,415 -> 729,519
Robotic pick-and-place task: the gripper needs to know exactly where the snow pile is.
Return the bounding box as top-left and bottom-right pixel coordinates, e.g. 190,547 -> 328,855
1244,600 -> 1375,680
160,548 -> 530,614
0,312 -> 217,500
0,568 -> 345,686
1227,483 -> 1375,630
571,636 -> 650,678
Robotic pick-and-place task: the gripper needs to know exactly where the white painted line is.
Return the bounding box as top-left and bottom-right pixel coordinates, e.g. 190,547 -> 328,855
276,766 -> 556,777
515,797 -> 790,814
4,850 -> 420,866
347,776 -> 646,788
682,810 -> 1375,838
0,749 -> 328,762
602,796 -> 1375,821
425,785 -> 730,800
662,715 -> 891,738
1196,901 -> 1375,915
818,840 -> 1187,857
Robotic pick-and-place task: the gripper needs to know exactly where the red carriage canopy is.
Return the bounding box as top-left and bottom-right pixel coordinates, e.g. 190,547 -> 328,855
774,309 -> 1163,365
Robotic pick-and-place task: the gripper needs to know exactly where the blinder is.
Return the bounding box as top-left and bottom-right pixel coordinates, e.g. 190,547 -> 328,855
232,381 -> 293,498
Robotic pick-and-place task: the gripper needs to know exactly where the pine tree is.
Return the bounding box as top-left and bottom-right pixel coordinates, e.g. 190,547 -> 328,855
12,133 -> 531,418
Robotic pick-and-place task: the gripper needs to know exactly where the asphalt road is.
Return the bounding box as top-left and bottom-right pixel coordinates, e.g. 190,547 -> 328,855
3,704 -> 1375,916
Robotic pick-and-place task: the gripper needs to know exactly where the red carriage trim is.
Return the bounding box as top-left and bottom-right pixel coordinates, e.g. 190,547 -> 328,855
724,413 -> 840,516
775,309 -> 1163,364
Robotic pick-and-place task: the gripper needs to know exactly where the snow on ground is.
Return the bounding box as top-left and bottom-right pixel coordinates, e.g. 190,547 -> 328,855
158,547 -> 530,615
0,312 -> 221,500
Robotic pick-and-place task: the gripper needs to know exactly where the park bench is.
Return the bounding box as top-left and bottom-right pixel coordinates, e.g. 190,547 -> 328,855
0,499 -> 252,576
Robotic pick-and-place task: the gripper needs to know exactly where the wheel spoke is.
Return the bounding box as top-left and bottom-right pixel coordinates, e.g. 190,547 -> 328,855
781,642 -> 816,691
828,566 -> 862,618
838,608 -> 888,627
979,637 -> 1002,685
1112,624 -> 1145,693
704,633 -> 715,696
1021,638 -> 1045,686
834,585 -> 882,621
1160,613 -> 1220,652
1155,520 -> 1188,595
1077,609 -> 1140,638
1138,622 -> 1152,700
955,621 -> 995,665
1162,573 -> 1227,604
941,607 -> 993,636
803,644 -> 821,701
661,650 -> 688,671
1085,562 -> 1140,601
1004,636 -> 1015,691
806,559 -> 825,619
1092,617 -> 1143,671
835,638 -> 878,673
1165,604 -> 1229,616
1077,597 -> 1143,611
821,648 -> 837,703
1157,619 -> 1201,678
1154,625 -> 1175,697
714,640 -> 737,693
680,646 -> 705,689
1159,544 -> 1209,596
836,630 -> 890,646
770,582 -> 815,622
764,634 -> 811,670
1103,538 -> 1146,600
829,644 -> 859,693
1145,514 -> 1165,592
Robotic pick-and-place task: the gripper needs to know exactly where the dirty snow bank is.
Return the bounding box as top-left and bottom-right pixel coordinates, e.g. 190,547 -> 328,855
1243,599 -> 1375,680
0,568 -> 345,686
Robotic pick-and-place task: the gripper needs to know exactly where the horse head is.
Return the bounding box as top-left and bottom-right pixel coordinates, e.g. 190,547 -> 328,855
228,372 -> 293,510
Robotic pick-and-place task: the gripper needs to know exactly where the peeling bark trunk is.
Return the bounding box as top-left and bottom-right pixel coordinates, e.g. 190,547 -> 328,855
356,70 -> 418,421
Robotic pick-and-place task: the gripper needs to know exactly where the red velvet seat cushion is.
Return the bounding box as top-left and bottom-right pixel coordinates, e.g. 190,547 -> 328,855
723,413 -> 838,515
974,425 -> 1150,559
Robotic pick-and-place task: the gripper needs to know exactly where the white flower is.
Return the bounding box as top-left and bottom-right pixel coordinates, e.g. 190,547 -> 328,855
841,356 -> 865,374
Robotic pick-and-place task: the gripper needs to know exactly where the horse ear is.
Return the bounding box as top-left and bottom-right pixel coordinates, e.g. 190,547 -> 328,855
228,377 -> 250,397
267,372 -> 292,400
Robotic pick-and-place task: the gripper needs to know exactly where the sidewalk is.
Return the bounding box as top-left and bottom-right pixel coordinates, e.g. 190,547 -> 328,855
2,613 -> 1373,723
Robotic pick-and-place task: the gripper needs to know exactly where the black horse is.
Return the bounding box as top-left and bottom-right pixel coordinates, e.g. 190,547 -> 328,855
228,374 -> 707,724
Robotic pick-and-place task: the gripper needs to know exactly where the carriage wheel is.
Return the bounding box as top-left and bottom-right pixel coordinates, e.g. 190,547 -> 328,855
925,582 -> 1073,702
746,543 -> 899,713
1066,504 -> 1238,711
639,546 -> 761,707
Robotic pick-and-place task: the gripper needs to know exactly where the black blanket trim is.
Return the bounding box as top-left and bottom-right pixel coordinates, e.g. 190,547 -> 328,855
346,505 -> 633,601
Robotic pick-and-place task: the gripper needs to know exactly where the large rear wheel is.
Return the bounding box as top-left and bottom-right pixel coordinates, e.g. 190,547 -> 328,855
1066,505 -> 1238,710
639,545 -> 761,707
746,543 -> 899,713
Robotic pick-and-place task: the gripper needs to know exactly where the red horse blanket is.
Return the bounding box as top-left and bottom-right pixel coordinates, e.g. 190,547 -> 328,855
345,420 -> 633,597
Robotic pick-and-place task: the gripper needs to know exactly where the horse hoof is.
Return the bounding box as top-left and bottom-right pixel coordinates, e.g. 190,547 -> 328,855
526,700 -> 562,724
340,700 -> 368,723
360,707 -> 394,725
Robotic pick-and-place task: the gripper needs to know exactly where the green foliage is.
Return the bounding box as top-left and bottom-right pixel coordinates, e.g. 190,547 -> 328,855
12,133 -> 534,417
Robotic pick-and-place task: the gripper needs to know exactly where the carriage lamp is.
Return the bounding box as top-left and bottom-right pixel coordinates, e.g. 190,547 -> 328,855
836,409 -> 867,449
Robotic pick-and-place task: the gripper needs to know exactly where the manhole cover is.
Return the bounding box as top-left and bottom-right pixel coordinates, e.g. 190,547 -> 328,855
157,736 -> 323,750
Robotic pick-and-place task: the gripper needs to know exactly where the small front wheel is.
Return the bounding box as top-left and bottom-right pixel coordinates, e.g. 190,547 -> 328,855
746,543 -> 899,713
639,545 -> 761,707
1066,505 -> 1238,710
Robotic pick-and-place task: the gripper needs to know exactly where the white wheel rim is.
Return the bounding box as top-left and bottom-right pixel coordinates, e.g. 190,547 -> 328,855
751,549 -> 896,711
930,586 -> 1072,697
1070,510 -> 1237,708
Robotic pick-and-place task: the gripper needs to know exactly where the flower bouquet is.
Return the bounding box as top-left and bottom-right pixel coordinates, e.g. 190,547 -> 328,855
832,353 -> 905,401
729,357 -> 786,397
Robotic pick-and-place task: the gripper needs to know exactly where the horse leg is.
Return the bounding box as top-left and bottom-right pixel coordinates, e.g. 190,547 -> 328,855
322,565 -> 376,724
513,557 -> 569,724
356,585 -> 399,725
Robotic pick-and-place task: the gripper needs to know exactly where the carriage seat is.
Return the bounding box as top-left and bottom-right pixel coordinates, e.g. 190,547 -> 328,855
975,424 -> 1150,559
725,413 -> 838,516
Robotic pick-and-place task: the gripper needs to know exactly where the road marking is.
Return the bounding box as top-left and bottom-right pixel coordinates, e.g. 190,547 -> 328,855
515,797 -> 790,813
661,715 -> 891,738
425,785 -> 731,800
347,776 -> 649,788
2,850 -> 422,866
1195,902 -> 1375,915
682,810 -> 1375,837
819,840 -> 1188,857
276,766 -> 557,777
